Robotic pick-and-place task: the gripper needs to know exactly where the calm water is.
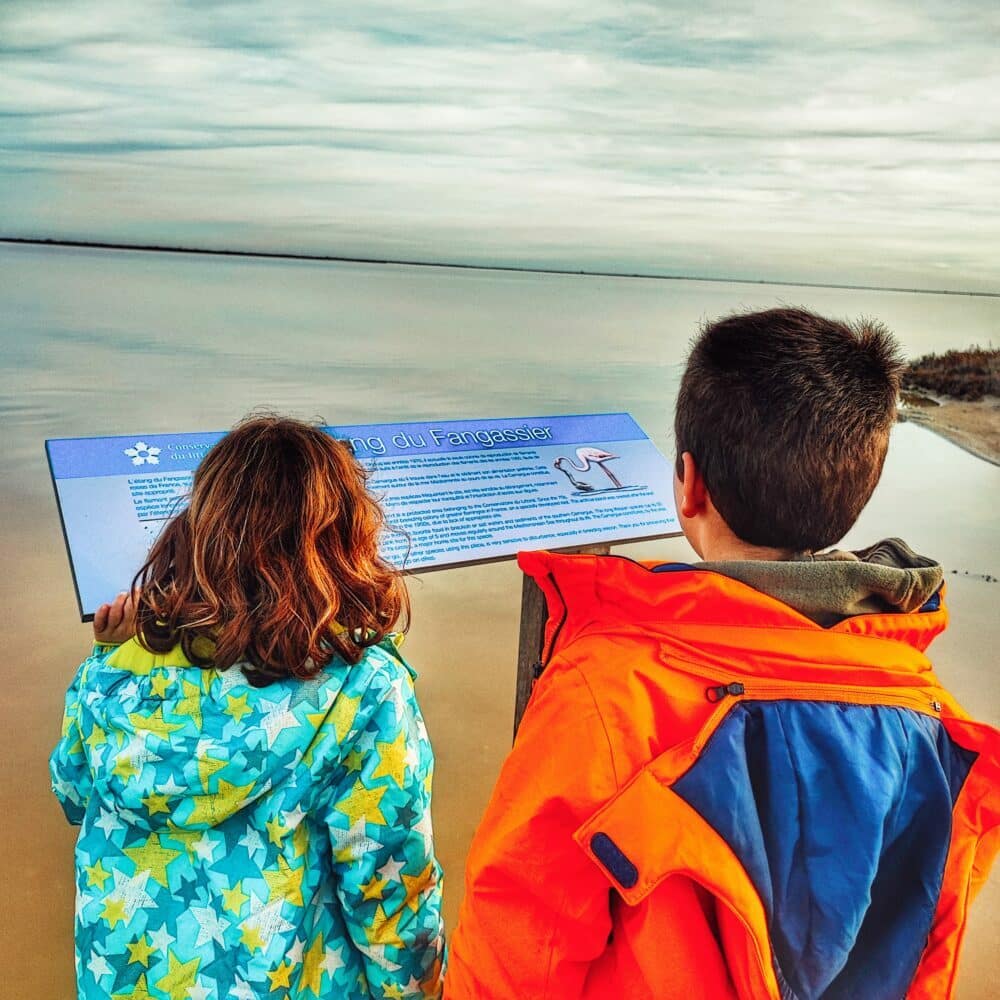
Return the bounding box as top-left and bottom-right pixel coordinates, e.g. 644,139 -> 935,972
1,243 -> 997,996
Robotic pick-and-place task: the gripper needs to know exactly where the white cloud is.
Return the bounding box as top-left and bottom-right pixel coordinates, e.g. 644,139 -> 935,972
0,0 -> 997,290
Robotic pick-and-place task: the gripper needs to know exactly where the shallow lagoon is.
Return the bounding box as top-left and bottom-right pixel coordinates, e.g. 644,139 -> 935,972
1,244 -> 997,996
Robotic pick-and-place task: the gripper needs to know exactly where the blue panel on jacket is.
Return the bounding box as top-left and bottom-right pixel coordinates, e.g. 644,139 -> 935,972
672,701 -> 976,1000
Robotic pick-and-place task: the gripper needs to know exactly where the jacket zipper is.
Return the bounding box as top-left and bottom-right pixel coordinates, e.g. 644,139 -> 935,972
696,677 -> 944,755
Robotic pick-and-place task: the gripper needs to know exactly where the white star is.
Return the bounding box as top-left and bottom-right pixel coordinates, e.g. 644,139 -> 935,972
403,975 -> 424,996
186,983 -> 211,1000
86,952 -> 113,980
228,977 -> 255,1000
75,886 -> 95,922
214,665 -> 248,697
330,817 -> 383,864
240,898 -> 293,945
413,810 -> 434,856
191,830 -> 218,862
110,869 -> 156,919
120,678 -> 141,700
238,826 -> 266,861
116,734 -> 162,777
52,775 -> 80,804
157,775 -> 186,796
287,936 -> 306,964
258,694 -> 302,747
377,855 -> 405,883
191,904 -> 229,947
321,945 -> 345,977
94,809 -> 124,836
148,923 -> 175,954
283,805 -> 307,829
366,943 -> 402,972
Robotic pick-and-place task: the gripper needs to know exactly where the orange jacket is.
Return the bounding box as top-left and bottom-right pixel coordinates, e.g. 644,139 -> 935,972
447,552 -> 1000,1000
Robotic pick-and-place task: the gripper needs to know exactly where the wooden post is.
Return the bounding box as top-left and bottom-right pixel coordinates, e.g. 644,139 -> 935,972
513,543 -> 611,741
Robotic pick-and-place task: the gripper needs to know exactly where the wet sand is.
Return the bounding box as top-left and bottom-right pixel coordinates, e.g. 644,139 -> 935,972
899,393 -> 1000,467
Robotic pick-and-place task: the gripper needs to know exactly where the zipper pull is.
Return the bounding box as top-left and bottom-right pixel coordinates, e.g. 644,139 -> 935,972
706,681 -> 745,703
931,700 -> 942,712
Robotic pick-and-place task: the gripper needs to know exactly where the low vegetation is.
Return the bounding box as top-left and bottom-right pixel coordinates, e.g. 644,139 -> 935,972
903,347 -> 999,401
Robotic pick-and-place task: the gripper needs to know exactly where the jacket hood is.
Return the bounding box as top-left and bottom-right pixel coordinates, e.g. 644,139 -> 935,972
518,540 -> 949,679
81,639 -> 364,833
699,537 -> 944,627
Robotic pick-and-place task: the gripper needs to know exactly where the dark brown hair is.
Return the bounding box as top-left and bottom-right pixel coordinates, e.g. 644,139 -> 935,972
134,415 -> 408,685
674,307 -> 904,551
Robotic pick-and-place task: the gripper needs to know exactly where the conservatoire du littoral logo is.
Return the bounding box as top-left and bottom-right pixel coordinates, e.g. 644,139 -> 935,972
124,441 -> 161,466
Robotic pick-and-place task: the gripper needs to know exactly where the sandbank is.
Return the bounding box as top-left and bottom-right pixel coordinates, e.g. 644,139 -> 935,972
898,392 -> 1000,467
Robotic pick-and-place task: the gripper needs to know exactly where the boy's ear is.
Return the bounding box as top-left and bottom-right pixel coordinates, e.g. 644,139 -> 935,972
678,451 -> 709,519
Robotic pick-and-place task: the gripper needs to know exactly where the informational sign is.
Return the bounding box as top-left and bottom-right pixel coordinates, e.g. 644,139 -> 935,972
47,413 -> 680,620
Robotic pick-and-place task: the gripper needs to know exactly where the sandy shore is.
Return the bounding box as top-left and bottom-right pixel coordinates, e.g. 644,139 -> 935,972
898,392 -> 1000,467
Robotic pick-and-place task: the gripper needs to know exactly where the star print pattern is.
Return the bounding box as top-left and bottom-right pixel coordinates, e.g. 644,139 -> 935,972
52,637 -> 444,999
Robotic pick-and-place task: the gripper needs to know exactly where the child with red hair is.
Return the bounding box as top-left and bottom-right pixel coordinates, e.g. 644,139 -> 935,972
52,415 -> 444,1000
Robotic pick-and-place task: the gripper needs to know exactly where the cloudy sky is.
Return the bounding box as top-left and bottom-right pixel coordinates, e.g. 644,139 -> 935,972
1,0 -> 997,290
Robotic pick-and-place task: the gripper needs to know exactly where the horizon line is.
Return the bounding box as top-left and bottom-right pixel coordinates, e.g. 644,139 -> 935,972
3,236 -> 998,300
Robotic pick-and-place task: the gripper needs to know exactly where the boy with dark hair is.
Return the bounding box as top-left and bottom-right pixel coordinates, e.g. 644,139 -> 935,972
446,308 -> 999,1000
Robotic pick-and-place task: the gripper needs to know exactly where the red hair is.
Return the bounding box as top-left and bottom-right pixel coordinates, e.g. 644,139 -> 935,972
134,415 -> 408,685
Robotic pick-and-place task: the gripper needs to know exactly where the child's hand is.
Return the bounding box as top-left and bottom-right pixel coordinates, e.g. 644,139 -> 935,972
93,590 -> 138,646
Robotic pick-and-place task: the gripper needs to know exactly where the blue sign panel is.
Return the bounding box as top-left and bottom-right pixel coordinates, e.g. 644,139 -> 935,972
47,413 -> 680,619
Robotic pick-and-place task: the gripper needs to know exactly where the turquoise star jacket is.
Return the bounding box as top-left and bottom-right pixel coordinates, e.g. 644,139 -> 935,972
50,636 -> 445,1000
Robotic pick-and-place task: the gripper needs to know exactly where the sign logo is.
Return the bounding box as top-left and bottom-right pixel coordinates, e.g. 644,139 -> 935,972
124,441 -> 161,466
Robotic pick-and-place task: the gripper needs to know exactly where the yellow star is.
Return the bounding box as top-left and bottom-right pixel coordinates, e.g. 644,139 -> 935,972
224,692 -> 253,723
221,880 -> 250,916
369,904 -> 404,950
186,778 -> 255,826
141,792 -> 171,816
359,874 -> 387,901
112,751 -> 140,782
127,706 -> 184,739
84,724 -> 107,750
197,748 -> 228,790
84,860 -> 111,890
343,749 -> 364,774
292,821 -> 310,860
126,934 -> 156,968
371,730 -> 408,787
262,855 -> 305,907
150,672 -> 171,698
330,694 -> 361,742
239,923 -> 265,953
299,934 -> 326,996
303,694 -> 353,766
266,960 -> 294,991
383,984 -> 405,1000
101,897 -> 128,929
177,678 -> 204,728
123,833 -> 183,887
265,814 -> 290,846
334,781 -> 387,828
401,862 -> 436,913
112,972 -> 153,1000
154,950 -> 200,995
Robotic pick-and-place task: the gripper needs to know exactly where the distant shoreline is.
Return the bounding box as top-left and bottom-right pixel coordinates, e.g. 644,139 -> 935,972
3,236 -> 999,299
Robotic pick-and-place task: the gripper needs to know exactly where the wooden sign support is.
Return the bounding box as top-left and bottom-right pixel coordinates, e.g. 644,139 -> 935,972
513,543 -> 611,740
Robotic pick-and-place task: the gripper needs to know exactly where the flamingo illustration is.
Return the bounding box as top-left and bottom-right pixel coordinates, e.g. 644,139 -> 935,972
553,447 -> 624,490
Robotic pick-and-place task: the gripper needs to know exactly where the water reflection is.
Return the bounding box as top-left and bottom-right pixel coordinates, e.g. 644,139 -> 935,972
1,244 -> 997,998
